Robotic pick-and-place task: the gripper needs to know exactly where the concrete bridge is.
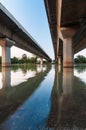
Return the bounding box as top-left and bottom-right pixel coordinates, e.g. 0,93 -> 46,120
0,3 -> 51,67
44,0 -> 86,67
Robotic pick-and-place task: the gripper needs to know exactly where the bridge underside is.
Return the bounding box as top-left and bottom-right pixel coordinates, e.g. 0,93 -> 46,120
45,0 -> 86,67
0,3 -> 51,66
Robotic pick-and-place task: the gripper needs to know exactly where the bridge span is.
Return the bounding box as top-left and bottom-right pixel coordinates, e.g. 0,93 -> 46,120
44,0 -> 86,67
0,3 -> 51,66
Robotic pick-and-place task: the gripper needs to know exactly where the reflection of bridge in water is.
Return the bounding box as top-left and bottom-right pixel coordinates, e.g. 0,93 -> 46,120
0,65 -> 86,129
47,66 -> 86,129
1,64 -> 47,88
0,65 -> 51,124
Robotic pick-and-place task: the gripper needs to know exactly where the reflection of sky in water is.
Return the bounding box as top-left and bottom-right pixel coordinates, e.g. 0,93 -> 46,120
74,69 -> 86,84
0,65 -> 86,129
0,65 -> 47,89
0,66 -> 55,130
36,65 -> 46,73
11,69 -> 36,86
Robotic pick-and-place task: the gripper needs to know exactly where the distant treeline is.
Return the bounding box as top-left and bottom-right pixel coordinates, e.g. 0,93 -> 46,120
0,54 -> 37,64
1,54 -> 85,64
74,55 -> 86,63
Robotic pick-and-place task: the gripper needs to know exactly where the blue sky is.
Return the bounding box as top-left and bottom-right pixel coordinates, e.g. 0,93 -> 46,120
0,0 -> 86,59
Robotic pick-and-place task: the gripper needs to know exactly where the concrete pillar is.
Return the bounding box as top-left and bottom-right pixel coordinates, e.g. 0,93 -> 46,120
0,38 -> 15,67
56,0 -> 62,59
63,38 -> 73,67
2,45 -> 11,67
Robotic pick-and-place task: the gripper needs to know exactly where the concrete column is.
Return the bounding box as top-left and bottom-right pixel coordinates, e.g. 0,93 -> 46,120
63,38 -> 73,67
56,0 -> 62,59
0,38 -> 15,67
2,45 -> 11,67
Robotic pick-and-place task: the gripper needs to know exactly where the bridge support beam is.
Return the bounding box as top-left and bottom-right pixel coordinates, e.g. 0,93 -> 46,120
0,38 -> 15,67
63,38 -> 73,67
61,28 -> 77,67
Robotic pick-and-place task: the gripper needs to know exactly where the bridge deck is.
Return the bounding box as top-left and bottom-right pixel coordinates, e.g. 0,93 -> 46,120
44,0 -> 86,57
0,3 -> 51,61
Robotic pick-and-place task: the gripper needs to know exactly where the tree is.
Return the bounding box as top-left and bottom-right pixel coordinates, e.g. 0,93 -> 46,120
21,54 -> 28,63
30,57 -> 37,63
11,57 -> 19,64
74,55 -> 86,63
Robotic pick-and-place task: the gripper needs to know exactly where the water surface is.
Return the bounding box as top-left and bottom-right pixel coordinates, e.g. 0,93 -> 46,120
0,64 -> 86,130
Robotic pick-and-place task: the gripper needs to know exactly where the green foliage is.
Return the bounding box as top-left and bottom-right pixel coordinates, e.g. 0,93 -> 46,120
0,54 -> 37,65
11,57 -> 19,64
30,57 -> 37,63
74,55 -> 86,63
21,54 -> 28,63
11,54 -> 37,64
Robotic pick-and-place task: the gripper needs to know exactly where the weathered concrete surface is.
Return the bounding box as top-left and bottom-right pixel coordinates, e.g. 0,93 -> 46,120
0,38 -> 15,66
44,0 -> 86,66
63,38 -> 73,67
